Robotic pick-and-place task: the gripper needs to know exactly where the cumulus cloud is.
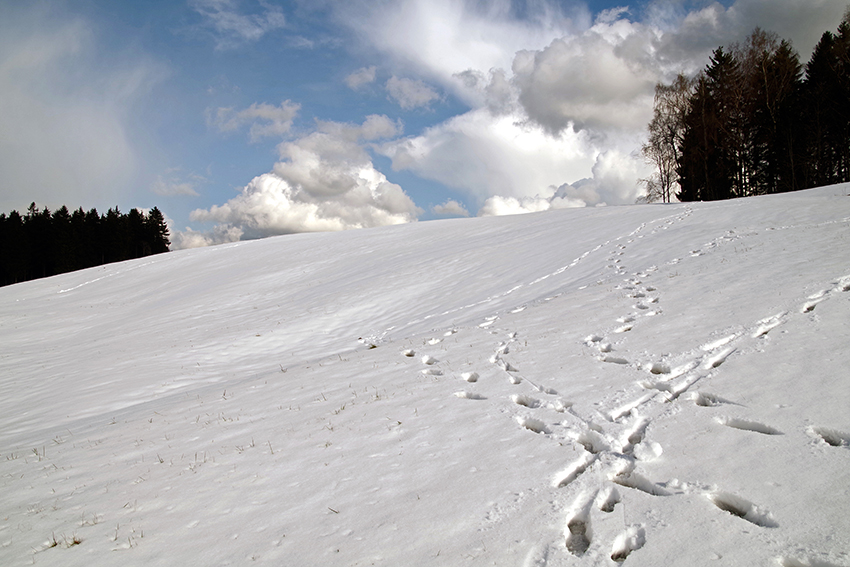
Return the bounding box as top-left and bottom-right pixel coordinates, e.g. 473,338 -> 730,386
184,115 -> 420,241
386,76 -> 441,109
209,100 -> 300,142
382,108 -> 593,203
477,149 -> 651,216
331,0 -> 587,106
345,66 -> 377,90
512,21 -> 659,134
327,0 -> 843,214
171,225 -> 244,250
0,6 -> 166,213
189,0 -> 286,50
432,199 -> 469,217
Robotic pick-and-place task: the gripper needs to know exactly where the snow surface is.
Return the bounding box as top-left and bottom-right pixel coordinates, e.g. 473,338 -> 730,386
2,185 -> 850,566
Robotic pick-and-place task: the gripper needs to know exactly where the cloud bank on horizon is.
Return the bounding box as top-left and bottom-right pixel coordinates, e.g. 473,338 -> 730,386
0,0 -> 844,248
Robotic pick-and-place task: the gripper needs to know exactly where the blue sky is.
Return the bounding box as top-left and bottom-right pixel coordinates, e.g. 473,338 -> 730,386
0,0 -> 844,247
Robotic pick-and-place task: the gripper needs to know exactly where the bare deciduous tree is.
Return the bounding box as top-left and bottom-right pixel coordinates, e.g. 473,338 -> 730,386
641,74 -> 694,202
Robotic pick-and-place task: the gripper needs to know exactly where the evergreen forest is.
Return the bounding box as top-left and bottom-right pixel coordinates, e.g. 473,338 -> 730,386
0,204 -> 170,287
642,15 -> 850,202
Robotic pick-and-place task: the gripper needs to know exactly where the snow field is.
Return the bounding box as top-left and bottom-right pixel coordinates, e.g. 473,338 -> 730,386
1,185 -> 850,566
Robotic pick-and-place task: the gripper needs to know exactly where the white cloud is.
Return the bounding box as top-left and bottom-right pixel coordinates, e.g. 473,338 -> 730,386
386,76 -> 441,109
189,0 -> 286,50
331,0 -> 588,106
345,66 -> 377,90
478,195 -> 558,217
0,7 -> 166,213
477,149 -> 651,216
432,199 -> 469,217
209,100 -> 300,142
512,21 -> 660,134
382,109 -> 593,204
329,0 -> 843,218
187,115 -> 420,241
171,225 -> 244,249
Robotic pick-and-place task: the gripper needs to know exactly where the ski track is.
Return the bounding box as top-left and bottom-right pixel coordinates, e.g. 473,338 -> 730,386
395,207 -> 850,564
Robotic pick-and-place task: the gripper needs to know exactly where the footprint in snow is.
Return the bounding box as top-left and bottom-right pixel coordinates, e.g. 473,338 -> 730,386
454,391 -> 486,400
610,525 -> 646,562
516,416 -> 548,434
690,391 -> 736,407
461,371 -> 479,383
511,393 -> 540,408
715,416 -> 782,435
564,493 -> 595,556
809,426 -> 850,447
752,313 -> 786,338
801,294 -> 828,313
707,491 -> 778,527
595,485 -> 621,513
553,453 -> 596,488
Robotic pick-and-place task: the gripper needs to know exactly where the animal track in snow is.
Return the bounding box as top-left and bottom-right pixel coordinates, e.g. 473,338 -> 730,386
421,355 -> 438,365
600,355 -> 629,365
716,416 -> 782,435
707,491 -> 778,527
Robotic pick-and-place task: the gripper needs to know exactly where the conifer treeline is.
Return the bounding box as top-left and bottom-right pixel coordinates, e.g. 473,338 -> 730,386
0,203 -> 170,287
643,15 -> 850,202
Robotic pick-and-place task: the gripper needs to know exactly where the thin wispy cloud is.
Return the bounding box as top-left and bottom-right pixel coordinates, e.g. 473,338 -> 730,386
208,100 -> 300,142
385,76 -> 441,110
345,66 -> 377,90
189,0 -> 286,50
151,169 -> 205,197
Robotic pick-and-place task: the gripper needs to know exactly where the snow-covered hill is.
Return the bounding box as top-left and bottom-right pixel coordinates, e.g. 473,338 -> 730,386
2,185 -> 849,567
